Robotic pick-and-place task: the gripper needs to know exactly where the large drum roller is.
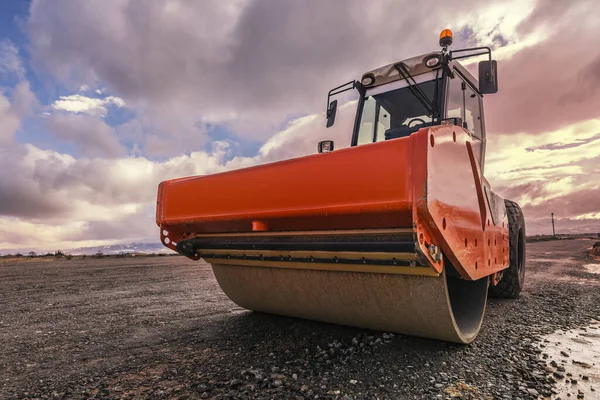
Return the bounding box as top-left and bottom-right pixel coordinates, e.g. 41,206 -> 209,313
156,31 -> 526,344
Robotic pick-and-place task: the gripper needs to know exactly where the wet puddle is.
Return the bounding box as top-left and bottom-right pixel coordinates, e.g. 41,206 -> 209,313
536,321 -> 600,399
584,264 -> 600,274
529,255 -> 600,284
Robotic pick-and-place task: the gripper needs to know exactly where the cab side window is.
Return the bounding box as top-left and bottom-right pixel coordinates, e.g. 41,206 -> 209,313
445,71 -> 485,167
446,74 -> 463,121
463,80 -> 484,165
356,97 -> 376,145
464,84 -> 483,141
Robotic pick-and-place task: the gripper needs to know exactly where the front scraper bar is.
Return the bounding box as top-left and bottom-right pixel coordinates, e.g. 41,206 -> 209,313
174,228 -> 440,277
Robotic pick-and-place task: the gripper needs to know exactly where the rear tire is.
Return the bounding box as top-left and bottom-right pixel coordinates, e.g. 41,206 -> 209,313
489,199 -> 526,298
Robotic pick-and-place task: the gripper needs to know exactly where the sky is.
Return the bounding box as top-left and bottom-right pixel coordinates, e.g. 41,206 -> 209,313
0,0 -> 599,253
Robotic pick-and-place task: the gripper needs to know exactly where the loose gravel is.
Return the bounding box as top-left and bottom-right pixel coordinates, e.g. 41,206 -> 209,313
1,239 -> 599,399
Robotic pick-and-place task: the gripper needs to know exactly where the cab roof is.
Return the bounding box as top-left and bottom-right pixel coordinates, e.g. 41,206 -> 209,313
361,51 -> 479,91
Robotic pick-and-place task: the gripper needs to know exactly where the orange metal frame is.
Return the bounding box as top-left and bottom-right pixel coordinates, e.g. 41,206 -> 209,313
412,125 -> 508,280
156,124 -> 508,281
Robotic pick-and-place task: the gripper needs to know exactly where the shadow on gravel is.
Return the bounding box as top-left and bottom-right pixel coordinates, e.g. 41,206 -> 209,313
141,309 -> 476,399
106,279 -> 600,399
208,309 -> 459,352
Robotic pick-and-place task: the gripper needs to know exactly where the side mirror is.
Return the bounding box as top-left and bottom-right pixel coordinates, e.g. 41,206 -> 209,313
478,60 -> 498,94
326,100 -> 337,128
318,140 -> 334,153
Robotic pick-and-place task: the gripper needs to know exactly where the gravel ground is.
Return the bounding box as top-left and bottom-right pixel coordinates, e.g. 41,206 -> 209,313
1,239 -> 599,399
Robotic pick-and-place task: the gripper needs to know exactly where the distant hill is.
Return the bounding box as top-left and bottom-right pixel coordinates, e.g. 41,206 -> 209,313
66,242 -> 174,256
527,233 -> 600,243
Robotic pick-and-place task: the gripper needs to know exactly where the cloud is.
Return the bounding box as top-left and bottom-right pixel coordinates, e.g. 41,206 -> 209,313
12,81 -> 39,115
0,82 -> 38,145
46,114 -> 127,158
26,0 -> 493,155
0,39 -> 26,79
492,34 -> 508,48
483,0 -> 600,135
521,187 -> 600,220
486,119 -> 600,188
0,139 -> 241,251
51,94 -> 125,116
485,118 -> 600,233
0,140 -> 233,220
525,132 -> 600,152
3,96 -> 598,252
0,145 -> 75,219
0,100 -> 358,250
0,95 -> 21,145
4,0 -> 597,251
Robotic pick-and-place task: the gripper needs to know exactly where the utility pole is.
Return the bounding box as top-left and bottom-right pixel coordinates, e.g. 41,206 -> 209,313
551,213 -> 556,238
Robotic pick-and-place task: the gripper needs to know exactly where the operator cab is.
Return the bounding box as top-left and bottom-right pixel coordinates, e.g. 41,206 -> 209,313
322,29 -> 498,173
355,53 -> 444,145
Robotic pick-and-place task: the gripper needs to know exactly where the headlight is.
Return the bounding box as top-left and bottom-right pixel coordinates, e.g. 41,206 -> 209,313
361,74 -> 375,86
425,56 -> 441,68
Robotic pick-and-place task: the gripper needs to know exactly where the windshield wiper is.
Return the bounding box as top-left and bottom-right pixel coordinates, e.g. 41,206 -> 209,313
394,62 -> 436,119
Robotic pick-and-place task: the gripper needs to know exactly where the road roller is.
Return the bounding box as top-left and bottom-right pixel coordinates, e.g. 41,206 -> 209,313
155,30 -> 526,344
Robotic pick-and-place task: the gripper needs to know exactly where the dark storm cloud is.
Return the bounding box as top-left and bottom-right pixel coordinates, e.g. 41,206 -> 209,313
26,0 -> 481,154
0,137 -> 238,222
0,146 -> 70,219
0,145 -> 141,221
521,188 -> 600,220
484,0 -> 600,135
26,0 -> 600,148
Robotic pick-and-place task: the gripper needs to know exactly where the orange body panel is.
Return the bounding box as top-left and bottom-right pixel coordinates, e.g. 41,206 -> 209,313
413,125 -> 509,280
157,139 -> 414,233
156,125 -> 509,280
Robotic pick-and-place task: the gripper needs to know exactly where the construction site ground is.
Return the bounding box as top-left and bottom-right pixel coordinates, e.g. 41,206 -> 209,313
1,239 -> 599,399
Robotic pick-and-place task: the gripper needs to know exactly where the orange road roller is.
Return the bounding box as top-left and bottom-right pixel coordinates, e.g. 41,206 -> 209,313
156,30 -> 526,344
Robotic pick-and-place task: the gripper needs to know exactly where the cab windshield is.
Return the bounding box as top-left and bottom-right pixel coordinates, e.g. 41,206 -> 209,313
355,73 -> 441,145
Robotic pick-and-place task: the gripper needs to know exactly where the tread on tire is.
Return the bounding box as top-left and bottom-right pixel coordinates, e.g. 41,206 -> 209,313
489,199 -> 526,298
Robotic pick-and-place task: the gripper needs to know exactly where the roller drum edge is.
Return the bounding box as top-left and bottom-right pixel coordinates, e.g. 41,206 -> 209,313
211,264 -> 489,344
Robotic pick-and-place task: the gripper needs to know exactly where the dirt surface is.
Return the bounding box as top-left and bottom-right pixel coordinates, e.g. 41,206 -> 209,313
1,239 -> 599,399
